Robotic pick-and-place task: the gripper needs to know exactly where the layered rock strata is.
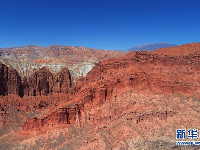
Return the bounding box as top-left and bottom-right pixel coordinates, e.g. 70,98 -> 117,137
0,43 -> 200,150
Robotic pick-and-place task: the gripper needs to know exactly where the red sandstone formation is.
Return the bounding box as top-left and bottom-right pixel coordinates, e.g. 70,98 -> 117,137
0,63 -> 73,97
151,42 -> 200,56
24,67 -> 72,96
0,43 -> 200,150
0,61 -> 23,96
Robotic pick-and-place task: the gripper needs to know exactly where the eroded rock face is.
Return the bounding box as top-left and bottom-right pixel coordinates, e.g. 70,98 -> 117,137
85,50 -> 200,96
1,59 -> 97,80
27,67 -> 53,96
56,67 -> 72,93
0,64 -> 73,97
22,103 -> 83,132
0,43 -> 200,150
19,45 -> 200,133
151,42 -> 200,56
0,62 -> 23,97
0,62 -> 7,95
24,67 -> 72,96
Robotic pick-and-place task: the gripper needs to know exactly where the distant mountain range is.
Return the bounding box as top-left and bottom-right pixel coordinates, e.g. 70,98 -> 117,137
128,42 -> 177,51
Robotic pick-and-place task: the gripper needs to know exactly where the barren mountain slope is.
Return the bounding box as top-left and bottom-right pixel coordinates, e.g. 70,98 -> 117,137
0,43 -> 200,150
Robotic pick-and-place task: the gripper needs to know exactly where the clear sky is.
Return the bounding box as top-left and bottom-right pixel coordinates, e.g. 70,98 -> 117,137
0,0 -> 200,50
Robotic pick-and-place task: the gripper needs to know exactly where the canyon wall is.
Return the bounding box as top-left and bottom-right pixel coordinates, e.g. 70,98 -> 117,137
0,43 -> 200,150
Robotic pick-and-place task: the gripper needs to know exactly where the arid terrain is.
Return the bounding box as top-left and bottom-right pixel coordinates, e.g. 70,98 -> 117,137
0,43 -> 200,150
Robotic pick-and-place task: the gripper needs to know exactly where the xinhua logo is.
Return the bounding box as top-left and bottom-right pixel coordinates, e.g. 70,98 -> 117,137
176,129 -> 200,145
176,129 -> 198,139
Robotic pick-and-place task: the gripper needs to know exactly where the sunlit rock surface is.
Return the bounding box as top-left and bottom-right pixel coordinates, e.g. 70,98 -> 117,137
0,43 -> 200,150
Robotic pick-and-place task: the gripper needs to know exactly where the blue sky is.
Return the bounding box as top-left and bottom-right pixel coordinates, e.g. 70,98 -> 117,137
0,0 -> 200,50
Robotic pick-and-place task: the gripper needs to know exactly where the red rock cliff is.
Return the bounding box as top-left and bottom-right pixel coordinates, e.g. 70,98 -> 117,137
23,67 -> 72,96
0,61 -> 23,97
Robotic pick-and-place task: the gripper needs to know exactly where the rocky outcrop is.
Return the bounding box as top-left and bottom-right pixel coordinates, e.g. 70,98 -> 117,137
85,50 -> 200,96
0,43 -> 200,150
26,67 -> 53,96
24,67 -> 72,96
136,111 -> 177,124
151,42 -> 200,56
0,63 -> 73,97
22,103 -> 83,131
0,62 -> 23,97
0,62 -> 6,95
55,67 -> 72,93
1,59 -> 97,81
